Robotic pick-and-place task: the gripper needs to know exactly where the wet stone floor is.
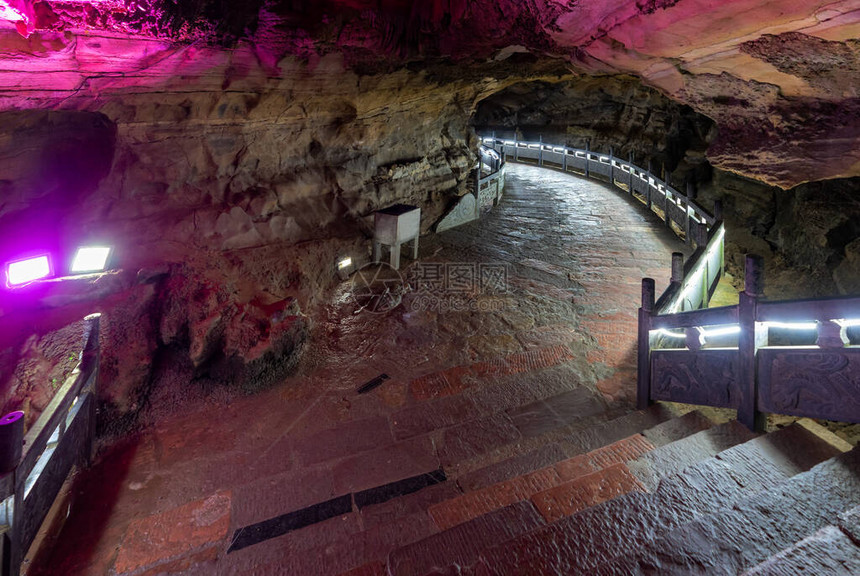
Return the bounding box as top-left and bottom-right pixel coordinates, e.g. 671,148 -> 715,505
29,163 -> 695,575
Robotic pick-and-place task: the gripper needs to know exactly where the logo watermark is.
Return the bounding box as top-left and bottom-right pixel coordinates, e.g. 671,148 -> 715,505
350,262 -> 405,314
349,261 -> 511,315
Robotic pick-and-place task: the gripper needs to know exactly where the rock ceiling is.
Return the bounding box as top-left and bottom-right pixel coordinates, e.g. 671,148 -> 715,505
0,1 -> 858,188
0,0 -> 858,424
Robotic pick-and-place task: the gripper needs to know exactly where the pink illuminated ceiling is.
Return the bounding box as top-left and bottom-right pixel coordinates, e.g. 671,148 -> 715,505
0,1 -> 858,188
0,0 -> 123,37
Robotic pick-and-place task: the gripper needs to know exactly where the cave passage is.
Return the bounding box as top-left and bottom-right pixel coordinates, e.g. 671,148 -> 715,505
31,162 -> 696,574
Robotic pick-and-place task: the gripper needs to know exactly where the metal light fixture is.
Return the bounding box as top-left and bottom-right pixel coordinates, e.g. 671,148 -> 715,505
71,246 -> 112,273
6,255 -> 52,287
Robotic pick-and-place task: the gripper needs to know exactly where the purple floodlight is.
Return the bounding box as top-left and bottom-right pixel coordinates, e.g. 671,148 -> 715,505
6,255 -> 52,287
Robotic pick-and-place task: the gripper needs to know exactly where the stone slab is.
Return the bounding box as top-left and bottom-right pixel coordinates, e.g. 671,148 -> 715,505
388,500 -> 545,576
291,416 -> 394,467
531,463 -> 645,523
742,525 -> 860,576
597,448 -> 860,575
629,420 -> 757,490
428,467 -> 561,530
457,443 -> 570,492
555,434 -> 655,482
115,491 -> 231,574
332,435 -> 440,495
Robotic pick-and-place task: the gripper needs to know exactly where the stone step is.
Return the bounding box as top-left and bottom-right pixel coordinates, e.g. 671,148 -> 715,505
387,412 -> 716,575
223,484 -> 455,575
529,461 -> 646,524
470,422 -> 843,575
741,525 -> 860,576
455,405 -> 703,492
437,385 -> 608,473
838,505 -> 860,545
387,500 -> 545,576
627,419 -> 758,490
426,409 -> 712,531
429,434 -> 655,530
593,445 -> 860,575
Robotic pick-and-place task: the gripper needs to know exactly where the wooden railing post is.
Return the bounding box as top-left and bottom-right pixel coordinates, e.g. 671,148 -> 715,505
686,179 -> 697,201
671,252 -> 684,285
645,159 -> 652,209
538,135 -> 543,166
683,180 -> 694,245
628,151 -> 634,193
609,147 -> 614,186
638,278 -> 656,409
9,470 -> 24,576
562,146 -> 568,172
584,140 -> 590,179
694,222 -> 708,250
738,254 -> 765,431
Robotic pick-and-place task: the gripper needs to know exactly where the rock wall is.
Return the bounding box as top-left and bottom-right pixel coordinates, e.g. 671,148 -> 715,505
472,76 -> 716,180
0,32 -> 569,427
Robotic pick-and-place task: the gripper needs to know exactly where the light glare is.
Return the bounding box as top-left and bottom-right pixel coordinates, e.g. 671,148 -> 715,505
71,246 -> 111,273
7,255 -> 51,286
337,257 -> 353,270
700,325 -> 741,337
763,321 -> 818,330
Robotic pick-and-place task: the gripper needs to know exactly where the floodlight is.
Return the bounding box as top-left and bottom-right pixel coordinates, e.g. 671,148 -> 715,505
337,257 -> 353,270
6,255 -> 51,286
71,246 -> 111,273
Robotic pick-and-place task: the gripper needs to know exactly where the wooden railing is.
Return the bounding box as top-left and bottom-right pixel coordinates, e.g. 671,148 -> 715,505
640,254 -> 860,430
436,145 -> 505,232
477,146 -> 505,209
0,314 -> 100,575
479,136 -> 718,247
481,133 -> 858,431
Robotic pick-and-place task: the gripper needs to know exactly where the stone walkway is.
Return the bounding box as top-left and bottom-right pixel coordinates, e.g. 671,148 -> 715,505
28,163 -> 695,575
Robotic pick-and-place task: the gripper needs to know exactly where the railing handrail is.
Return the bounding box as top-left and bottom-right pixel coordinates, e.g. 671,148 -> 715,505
642,252 -> 860,430
483,137 -> 858,431
477,144 -> 504,185
648,297 -> 860,337
479,135 -> 718,230
0,314 -> 100,576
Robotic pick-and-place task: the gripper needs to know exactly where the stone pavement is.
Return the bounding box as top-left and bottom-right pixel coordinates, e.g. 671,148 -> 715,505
27,163 -> 700,575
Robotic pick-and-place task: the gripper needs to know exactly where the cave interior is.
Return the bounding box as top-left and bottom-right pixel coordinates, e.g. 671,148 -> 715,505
0,1 -> 859,574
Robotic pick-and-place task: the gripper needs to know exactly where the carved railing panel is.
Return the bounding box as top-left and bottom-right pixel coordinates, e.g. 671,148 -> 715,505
642,251 -> 860,430
436,193 -> 478,232
651,349 -> 741,408
758,348 -> 860,423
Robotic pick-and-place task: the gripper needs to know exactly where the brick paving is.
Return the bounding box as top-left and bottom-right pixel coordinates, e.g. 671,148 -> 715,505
30,163 -> 696,575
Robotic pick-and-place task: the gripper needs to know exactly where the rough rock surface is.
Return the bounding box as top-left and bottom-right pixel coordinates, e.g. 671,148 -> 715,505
473,76 -> 716,179
0,1 -> 859,420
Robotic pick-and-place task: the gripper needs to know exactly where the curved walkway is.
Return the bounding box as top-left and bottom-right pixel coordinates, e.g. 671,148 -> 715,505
32,163 -> 691,575
431,162 -> 692,401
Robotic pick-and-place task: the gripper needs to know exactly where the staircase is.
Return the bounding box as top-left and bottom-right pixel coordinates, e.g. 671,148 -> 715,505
319,408 -> 858,576
215,389 -> 860,575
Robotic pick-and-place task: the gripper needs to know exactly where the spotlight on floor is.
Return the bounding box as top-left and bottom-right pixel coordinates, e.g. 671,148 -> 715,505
6,255 -> 52,287
337,256 -> 355,280
71,246 -> 112,273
